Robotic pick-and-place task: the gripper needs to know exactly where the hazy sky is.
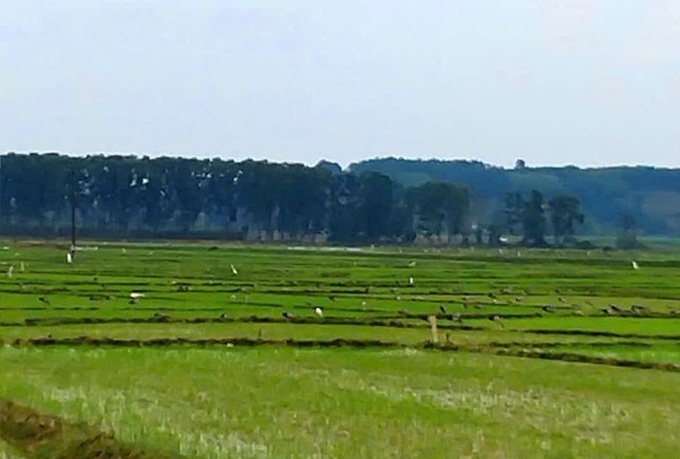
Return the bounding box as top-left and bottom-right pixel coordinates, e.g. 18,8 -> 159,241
1,1 -> 679,168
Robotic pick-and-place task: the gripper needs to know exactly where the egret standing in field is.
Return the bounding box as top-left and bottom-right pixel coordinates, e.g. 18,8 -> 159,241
632,261 -> 640,270
314,307 -> 324,318
6,265 -> 13,278
66,252 -> 73,264
408,276 -> 415,286
230,264 -> 238,275
129,292 -> 145,304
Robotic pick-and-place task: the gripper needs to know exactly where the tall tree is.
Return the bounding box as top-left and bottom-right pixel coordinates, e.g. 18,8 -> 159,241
406,182 -> 469,240
502,192 -> 524,236
359,172 -> 394,241
521,190 -> 547,247
549,195 -> 584,245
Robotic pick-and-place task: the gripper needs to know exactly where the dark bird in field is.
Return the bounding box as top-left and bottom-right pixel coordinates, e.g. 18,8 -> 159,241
153,311 -> 171,322
542,305 -> 557,313
128,298 -> 139,305
38,297 -> 50,306
282,311 -> 295,320
219,312 -> 229,319
558,297 -> 568,303
93,276 -> 98,283
487,292 -> 497,299
489,315 -> 504,328
630,305 -> 646,314
439,305 -> 447,314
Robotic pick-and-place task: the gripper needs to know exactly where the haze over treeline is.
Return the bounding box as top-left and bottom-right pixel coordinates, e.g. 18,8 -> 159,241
1,153 -> 678,244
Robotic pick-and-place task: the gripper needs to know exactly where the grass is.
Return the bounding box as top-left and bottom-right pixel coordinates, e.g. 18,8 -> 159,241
2,240 -> 680,457
3,347 -> 680,458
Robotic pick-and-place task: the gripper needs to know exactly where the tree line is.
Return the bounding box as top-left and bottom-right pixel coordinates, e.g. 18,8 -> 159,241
351,157 -> 680,236
0,153 -> 586,245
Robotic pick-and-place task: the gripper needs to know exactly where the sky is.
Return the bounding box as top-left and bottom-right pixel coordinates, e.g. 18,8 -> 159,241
1,1 -> 679,169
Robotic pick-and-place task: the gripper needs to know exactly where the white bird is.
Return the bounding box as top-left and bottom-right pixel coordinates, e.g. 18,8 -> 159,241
66,252 -> 73,264
408,261 -> 417,267
632,261 -> 639,270
230,264 -> 238,275
408,276 -> 415,285
6,265 -> 14,278
130,292 -> 145,299
314,307 -> 323,318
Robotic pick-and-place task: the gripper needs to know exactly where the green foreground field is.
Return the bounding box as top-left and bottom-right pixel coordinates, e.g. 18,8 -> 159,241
2,241 -> 680,458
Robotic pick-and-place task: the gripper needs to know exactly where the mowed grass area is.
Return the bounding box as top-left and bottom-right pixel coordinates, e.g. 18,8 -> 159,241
2,240 -> 680,458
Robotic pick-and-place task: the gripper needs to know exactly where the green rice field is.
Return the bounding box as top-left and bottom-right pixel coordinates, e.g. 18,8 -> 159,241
2,240 -> 680,458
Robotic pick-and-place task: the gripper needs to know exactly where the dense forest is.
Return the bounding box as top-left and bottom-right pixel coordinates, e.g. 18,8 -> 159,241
0,153 -> 677,245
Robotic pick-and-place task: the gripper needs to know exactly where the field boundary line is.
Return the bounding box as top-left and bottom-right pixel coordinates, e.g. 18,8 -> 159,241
3,335 -> 679,373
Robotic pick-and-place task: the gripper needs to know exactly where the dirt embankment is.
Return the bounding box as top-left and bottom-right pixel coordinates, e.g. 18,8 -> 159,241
0,399 -> 184,459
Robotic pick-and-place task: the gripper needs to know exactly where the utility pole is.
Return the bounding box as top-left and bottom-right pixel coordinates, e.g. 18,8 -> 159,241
70,169 -> 77,257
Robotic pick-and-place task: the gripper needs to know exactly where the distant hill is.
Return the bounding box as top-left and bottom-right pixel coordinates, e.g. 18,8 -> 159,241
349,158 -> 680,236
